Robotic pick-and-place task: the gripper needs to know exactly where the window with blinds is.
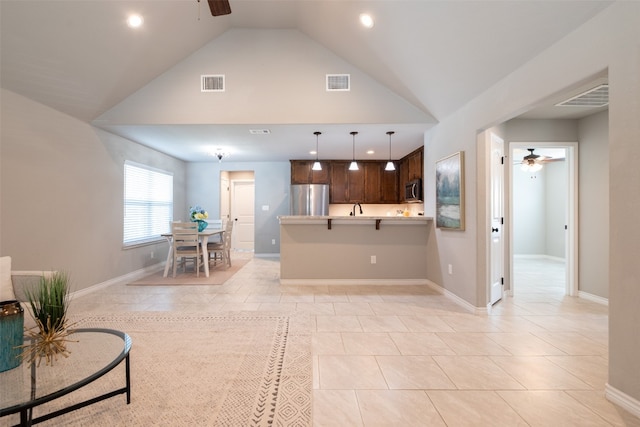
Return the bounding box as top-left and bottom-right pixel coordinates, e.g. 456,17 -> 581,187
123,161 -> 173,247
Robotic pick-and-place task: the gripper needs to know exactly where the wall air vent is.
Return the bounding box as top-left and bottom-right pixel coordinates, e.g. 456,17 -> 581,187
326,74 -> 350,91
201,75 -> 225,92
556,84 -> 608,107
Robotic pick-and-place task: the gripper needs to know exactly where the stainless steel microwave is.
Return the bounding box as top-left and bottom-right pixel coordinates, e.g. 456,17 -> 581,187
404,178 -> 423,203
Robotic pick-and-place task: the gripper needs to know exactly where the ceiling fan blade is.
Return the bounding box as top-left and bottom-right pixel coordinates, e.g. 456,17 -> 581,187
208,0 -> 231,16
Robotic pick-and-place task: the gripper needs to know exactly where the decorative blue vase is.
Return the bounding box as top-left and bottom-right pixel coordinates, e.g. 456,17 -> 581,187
196,220 -> 208,232
0,300 -> 24,372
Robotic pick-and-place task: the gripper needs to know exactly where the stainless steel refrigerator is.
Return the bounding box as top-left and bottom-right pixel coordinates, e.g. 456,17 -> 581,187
290,184 -> 329,216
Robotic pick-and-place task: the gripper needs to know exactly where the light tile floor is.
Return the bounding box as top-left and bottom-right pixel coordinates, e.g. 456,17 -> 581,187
69,255 -> 640,426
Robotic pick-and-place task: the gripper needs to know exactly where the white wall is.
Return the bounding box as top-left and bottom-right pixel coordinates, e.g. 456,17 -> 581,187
187,161 -> 290,254
423,2 -> 639,404
578,110 -> 609,297
544,161 -> 567,259
0,89 -> 187,291
512,165 -> 547,255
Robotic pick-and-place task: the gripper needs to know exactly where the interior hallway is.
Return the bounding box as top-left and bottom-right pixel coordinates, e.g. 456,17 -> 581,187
68,255 -> 638,426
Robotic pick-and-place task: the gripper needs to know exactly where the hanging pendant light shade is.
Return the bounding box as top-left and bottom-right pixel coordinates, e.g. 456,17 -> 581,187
349,131 -> 359,171
385,131 -> 396,171
312,131 -> 322,171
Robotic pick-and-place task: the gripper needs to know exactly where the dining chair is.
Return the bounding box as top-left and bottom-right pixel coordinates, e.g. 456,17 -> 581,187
172,221 -> 200,277
207,219 -> 234,268
205,219 -> 224,244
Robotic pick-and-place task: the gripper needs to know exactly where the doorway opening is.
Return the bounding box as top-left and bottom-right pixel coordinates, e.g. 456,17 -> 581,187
509,142 -> 578,298
220,170 -> 255,252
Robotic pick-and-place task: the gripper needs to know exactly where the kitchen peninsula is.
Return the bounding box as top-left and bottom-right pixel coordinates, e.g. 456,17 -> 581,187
279,215 -> 432,285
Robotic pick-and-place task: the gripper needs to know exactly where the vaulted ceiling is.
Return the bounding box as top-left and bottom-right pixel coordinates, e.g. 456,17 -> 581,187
0,1 -> 612,162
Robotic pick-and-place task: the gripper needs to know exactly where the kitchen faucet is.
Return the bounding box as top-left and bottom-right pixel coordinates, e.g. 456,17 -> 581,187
350,203 -> 363,216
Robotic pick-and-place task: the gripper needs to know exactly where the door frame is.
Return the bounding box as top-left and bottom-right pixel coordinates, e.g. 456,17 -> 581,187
508,141 -> 579,297
489,132 -> 505,305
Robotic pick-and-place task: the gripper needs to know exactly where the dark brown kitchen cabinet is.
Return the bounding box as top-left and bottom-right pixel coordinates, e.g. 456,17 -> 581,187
363,162 -> 398,203
292,158 -> 403,204
329,161 -> 365,204
348,165 -> 365,202
329,161 -> 349,203
290,160 -> 329,184
398,147 -> 423,197
380,166 -> 399,203
406,148 -> 423,181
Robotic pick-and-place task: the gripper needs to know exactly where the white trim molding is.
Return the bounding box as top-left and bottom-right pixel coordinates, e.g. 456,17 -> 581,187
605,383 -> 640,419
578,290 -> 609,306
425,280 -> 489,315
71,262 -> 165,299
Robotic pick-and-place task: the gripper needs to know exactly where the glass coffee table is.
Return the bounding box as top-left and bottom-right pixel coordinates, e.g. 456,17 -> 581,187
0,328 -> 132,426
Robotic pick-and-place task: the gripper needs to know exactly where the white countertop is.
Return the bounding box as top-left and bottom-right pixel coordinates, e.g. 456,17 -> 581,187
278,215 -> 432,225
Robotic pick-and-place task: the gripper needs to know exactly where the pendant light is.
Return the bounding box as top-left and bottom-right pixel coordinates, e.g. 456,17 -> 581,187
385,131 -> 396,171
349,131 -> 359,171
312,131 -> 322,171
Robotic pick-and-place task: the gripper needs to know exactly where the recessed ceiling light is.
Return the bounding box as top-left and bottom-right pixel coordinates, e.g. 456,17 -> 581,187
367,150 -> 375,155
359,13 -> 374,29
127,14 -> 144,28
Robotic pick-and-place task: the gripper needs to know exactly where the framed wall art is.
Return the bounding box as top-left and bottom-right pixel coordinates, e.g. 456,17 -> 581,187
436,151 -> 465,230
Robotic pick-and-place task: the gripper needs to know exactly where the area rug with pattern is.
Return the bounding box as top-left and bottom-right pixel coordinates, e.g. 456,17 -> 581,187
8,312 -> 311,426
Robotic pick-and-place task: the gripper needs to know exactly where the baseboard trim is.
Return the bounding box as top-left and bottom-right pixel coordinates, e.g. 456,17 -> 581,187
71,262 -> 165,299
605,383 -> 640,419
513,254 -> 565,262
424,281 -> 487,315
255,253 -> 280,258
578,290 -> 609,306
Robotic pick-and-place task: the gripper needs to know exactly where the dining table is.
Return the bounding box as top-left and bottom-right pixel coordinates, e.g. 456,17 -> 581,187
161,227 -> 224,278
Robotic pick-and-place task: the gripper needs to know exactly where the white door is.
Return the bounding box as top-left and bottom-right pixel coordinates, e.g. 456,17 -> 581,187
231,180 -> 255,251
490,133 -> 505,305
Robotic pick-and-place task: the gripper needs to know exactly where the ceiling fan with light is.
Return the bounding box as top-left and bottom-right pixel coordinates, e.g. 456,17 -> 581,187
516,148 -> 560,173
198,0 -> 231,17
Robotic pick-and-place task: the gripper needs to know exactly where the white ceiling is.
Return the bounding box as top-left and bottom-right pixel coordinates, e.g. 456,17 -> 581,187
0,0 -> 612,162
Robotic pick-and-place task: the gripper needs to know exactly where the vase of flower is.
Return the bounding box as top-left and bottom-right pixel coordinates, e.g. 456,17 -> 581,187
189,205 -> 209,232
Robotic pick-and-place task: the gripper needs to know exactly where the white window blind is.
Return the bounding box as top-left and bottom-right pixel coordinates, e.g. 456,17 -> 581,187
123,161 -> 173,246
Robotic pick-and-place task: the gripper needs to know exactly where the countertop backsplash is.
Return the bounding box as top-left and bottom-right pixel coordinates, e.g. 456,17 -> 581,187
329,203 -> 424,217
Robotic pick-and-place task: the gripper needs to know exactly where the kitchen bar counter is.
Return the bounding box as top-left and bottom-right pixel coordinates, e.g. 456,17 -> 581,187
278,215 -> 430,226
278,215 -> 433,285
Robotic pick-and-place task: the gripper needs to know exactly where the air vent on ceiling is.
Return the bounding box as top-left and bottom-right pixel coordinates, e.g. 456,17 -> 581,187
201,74 -> 225,92
326,74 -> 350,91
556,84 -> 608,107
249,129 -> 271,135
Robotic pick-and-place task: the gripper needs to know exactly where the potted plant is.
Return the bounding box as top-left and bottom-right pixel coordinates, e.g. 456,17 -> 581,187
22,271 -> 73,365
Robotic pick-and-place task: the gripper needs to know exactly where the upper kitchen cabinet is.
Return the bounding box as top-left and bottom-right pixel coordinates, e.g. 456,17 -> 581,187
291,158 -> 404,204
329,161 -> 349,203
331,161 -> 395,204
398,147 -> 424,190
364,162 -> 398,203
290,160 -> 330,184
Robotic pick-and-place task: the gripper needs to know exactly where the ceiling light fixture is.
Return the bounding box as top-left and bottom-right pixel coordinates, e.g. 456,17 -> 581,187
349,131 -> 359,171
312,131 -> 322,171
212,148 -> 230,163
126,14 -> 144,28
359,13 -> 374,29
385,131 -> 396,171
520,148 -> 543,173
